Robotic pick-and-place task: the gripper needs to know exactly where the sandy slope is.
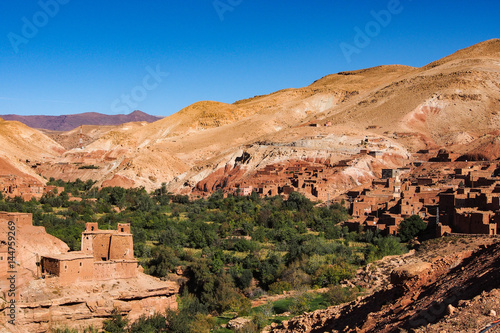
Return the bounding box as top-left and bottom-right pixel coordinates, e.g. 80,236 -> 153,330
27,39 -> 500,192
0,118 -> 65,182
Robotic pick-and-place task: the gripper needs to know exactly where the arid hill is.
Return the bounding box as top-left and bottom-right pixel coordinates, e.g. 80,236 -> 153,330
320,39 -> 500,151
33,39 -> 499,195
3,39 -> 498,197
0,118 -> 64,183
43,62 -> 416,190
40,121 -> 151,150
1,110 -> 161,131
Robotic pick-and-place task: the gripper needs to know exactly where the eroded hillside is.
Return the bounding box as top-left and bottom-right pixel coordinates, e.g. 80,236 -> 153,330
0,118 -> 64,184
269,235 -> 500,333
3,40 -> 500,200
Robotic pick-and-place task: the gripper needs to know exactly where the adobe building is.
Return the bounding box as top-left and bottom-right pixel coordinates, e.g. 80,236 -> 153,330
40,252 -> 94,284
0,212 -> 34,227
381,168 -> 411,181
0,213 -> 180,332
41,222 -> 139,284
236,186 -> 253,196
0,213 -> 35,279
436,223 -> 452,237
454,209 -> 497,235
0,212 -> 70,293
352,201 -> 372,218
0,175 -> 44,201
429,150 -> 460,162
81,222 -> 134,261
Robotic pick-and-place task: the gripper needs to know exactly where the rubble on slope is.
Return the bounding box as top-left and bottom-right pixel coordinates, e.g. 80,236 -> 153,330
270,236 -> 500,333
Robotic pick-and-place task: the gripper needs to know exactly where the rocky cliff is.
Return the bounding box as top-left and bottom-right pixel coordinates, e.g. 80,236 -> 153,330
0,274 -> 178,333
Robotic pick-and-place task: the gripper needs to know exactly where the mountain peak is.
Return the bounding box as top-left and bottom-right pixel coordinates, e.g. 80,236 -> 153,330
129,110 -> 147,116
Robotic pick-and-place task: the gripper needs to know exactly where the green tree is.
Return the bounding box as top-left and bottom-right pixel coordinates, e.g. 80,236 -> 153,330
326,285 -> 359,305
147,246 -> 180,277
313,262 -> 355,287
289,292 -> 314,315
129,313 -> 168,333
399,215 -> 427,242
285,192 -> 313,212
374,236 -> 406,257
102,309 -> 128,333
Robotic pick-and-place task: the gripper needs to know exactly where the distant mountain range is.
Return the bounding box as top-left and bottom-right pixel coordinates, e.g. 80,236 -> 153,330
0,110 -> 162,131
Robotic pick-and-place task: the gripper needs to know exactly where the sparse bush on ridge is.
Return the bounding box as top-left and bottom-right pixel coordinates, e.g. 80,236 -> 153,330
78,164 -> 100,169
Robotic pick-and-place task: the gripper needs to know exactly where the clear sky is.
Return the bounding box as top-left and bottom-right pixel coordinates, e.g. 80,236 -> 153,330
0,0 -> 499,116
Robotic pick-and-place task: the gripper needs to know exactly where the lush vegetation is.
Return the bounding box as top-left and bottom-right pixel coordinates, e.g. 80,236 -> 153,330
1,179 -> 408,332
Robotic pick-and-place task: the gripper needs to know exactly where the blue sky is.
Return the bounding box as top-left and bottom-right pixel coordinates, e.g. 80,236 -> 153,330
0,0 -> 499,116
